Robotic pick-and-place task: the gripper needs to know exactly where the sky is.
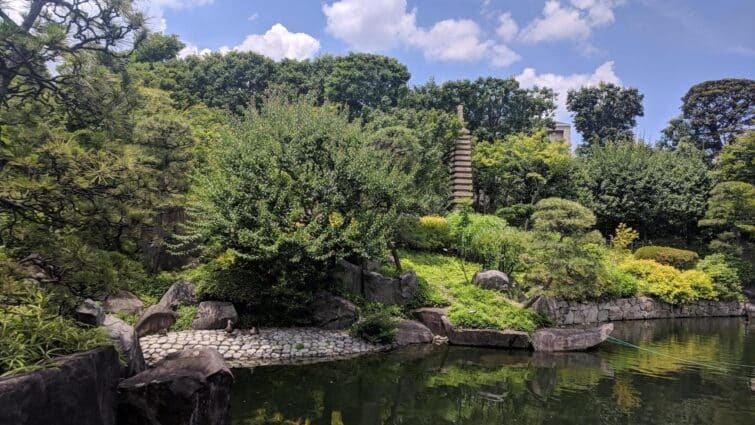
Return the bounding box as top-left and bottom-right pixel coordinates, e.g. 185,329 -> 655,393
49,1 -> 755,143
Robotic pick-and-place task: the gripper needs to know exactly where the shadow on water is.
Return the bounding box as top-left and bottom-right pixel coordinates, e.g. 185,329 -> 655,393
231,318 -> 755,425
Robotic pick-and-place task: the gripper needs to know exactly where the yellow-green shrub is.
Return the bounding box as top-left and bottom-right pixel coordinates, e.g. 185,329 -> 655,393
634,246 -> 699,269
397,215 -> 452,251
619,259 -> 718,304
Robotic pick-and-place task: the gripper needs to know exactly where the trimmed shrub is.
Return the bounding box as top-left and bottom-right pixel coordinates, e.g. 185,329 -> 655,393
531,198 -> 596,236
601,265 -> 639,298
680,270 -> 717,300
634,246 -> 699,270
496,204 -> 535,228
696,254 -> 743,300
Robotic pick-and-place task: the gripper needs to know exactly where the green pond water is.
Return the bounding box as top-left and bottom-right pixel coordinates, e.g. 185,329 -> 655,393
231,318 -> 755,425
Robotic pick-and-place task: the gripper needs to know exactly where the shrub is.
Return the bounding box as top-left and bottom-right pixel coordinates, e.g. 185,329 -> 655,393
531,198 -> 596,236
611,223 -> 639,252
0,280 -> 109,377
601,265 -> 639,298
696,254 -> 743,300
447,284 -> 537,332
496,204 -> 535,228
350,304 -> 400,344
619,259 -> 719,304
173,306 -> 198,331
397,215 -> 451,251
634,246 -> 699,269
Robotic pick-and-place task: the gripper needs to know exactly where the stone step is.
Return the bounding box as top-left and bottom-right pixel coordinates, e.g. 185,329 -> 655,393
452,180 -> 473,186
452,168 -> 473,174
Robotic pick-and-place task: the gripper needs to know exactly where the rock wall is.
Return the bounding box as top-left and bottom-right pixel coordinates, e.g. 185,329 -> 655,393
554,296 -> 746,325
0,346 -> 121,425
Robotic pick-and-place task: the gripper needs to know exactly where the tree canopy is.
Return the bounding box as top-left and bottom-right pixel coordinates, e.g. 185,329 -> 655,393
566,83 -> 644,149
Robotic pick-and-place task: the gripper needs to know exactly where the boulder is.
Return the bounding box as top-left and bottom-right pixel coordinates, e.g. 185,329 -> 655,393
411,307 -> 452,337
525,295 -> 559,323
746,303 -> 755,319
18,254 -> 55,283
117,348 -> 233,425
103,315 -> 146,377
330,259 -> 363,296
472,270 -> 510,291
135,304 -> 178,337
192,301 -> 238,330
532,323 -> 614,352
0,346 -> 121,425
75,298 -> 105,326
158,281 -> 196,309
394,320 -> 433,345
362,270 -> 418,305
311,294 -> 358,330
103,290 -> 144,315
448,327 -> 531,349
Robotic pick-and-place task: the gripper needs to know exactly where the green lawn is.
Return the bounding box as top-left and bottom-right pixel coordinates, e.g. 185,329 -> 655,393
401,250 -> 537,332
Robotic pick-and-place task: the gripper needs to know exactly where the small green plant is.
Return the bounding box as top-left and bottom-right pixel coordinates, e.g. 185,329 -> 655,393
634,246 -> 699,270
350,303 -> 400,344
611,223 -> 639,252
173,306 -> 198,331
0,281 -> 110,377
295,343 -> 305,350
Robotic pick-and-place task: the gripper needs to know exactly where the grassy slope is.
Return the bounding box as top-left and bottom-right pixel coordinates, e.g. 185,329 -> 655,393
401,250 -> 537,332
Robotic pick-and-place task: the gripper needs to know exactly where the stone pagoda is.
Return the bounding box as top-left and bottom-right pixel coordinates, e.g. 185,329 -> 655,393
449,105 -> 474,206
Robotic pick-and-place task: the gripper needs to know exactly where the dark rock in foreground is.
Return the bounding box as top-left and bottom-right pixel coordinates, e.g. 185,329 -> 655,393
103,290 -> 144,315
395,320 -> 434,345
192,301 -> 238,330
448,326 -> 531,348
0,346 -> 120,425
135,304 -> 178,337
103,315 -> 146,377
311,294 -> 358,330
532,323 -> 614,352
159,281 -> 196,310
117,348 -> 233,425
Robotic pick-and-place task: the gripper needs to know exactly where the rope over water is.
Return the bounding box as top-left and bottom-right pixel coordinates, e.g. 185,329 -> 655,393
606,336 -> 755,371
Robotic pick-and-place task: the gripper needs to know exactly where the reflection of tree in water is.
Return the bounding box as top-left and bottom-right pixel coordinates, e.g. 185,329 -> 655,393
232,319 -> 754,425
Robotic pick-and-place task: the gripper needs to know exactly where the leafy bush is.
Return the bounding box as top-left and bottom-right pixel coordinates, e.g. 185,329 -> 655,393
634,246 -> 699,269
0,281 -> 109,377
619,259 -> 718,304
397,215 -> 452,251
600,265 -> 639,298
350,304 -> 400,344
696,254 -> 743,300
611,223 -> 639,252
531,198 -> 596,236
496,204 -> 535,228
173,306 -> 198,331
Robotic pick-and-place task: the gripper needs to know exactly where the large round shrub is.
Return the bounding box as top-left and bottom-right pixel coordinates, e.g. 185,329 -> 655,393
634,246 -> 699,269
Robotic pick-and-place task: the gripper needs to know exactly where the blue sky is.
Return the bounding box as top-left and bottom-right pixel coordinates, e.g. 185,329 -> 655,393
142,0 -> 754,144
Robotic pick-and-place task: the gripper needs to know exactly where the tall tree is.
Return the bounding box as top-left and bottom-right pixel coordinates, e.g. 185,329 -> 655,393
681,79 -> 755,156
0,0 -> 143,104
712,131 -> 755,185
322,53 -> 410,117
133,32 -> 184,63
566,83 -> 644,149
409,77 -> 555,141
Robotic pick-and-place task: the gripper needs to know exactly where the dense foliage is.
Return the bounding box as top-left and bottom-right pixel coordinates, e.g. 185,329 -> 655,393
566,83 -> 644,149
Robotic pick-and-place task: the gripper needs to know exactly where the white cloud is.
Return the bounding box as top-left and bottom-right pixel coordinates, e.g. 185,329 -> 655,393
516,61 -> 621,120
322,0 -> 418,51
178,43 -> 212,59
322,0 -> 519,67
234,24 -> 320,61
496,12 -> 519,42
519,0 -> 623,43
176,24 -> 320,62
248,13 -> 259,22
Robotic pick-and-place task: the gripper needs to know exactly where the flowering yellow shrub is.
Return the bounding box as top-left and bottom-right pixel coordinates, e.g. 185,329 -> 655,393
619,259 -> 718,304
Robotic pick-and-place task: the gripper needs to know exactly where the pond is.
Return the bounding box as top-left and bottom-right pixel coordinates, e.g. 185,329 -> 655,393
231,318 -> 755,425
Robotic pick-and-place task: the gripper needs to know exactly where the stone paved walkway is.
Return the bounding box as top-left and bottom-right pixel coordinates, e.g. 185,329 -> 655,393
140,328 -> 391,367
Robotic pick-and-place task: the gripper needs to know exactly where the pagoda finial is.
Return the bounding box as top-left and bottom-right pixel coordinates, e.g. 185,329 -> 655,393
456,104 -> 464,123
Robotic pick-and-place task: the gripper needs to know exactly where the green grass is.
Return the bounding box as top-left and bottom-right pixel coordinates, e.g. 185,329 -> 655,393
172,306 -> 198,331
400,250 -> 537,332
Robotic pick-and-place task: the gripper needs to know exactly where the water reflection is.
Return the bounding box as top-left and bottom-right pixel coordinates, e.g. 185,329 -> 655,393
232,318 -> 755,425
